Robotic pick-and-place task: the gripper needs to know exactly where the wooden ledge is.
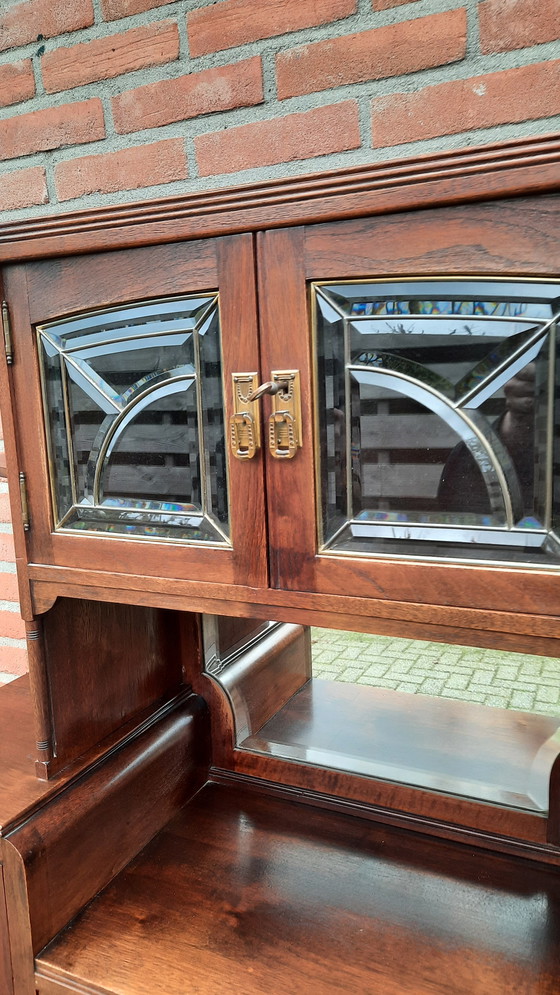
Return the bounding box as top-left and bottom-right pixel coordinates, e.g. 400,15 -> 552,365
0,133 -> 559,261
35,783 -> 560,995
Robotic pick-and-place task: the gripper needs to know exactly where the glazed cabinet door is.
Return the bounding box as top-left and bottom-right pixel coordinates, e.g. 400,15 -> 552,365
3,233 -> 268,588
258,198 -> 560,620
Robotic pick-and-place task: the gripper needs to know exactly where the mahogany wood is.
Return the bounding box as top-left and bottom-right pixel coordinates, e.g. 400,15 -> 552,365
215,623 -> 311,740
0,865 -> 13,995
242,678 -> 560,812
0,134 -> 558,262
34,784 -> 560,995
40,599 -> 185,774
27,569 -> 560,656
2,135 -> 560,993
259,198 -> 560,618
9,234 -> 267,590
225,750 -> 549,844
2,694 -> 209,965
0,268 -> 34,621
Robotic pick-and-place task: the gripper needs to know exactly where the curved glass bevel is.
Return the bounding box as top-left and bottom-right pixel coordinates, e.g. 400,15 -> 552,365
38,294 -> 230,544
315,279 -> 560,565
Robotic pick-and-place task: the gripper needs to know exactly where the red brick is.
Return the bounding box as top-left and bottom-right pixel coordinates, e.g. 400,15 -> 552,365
277,8 -> 467,99
0,99 -> 105,162
102,0 -> 172,19
112,57 -> 263,134
373,0 -> 420,7
0,493 -> 12,523
0,59 -> 35,107
0,0 -> 94,54
196,100 -> 361,176
0,609 -> 25,640
42,20 -> 179,94
0,573 -> 22,603
188,0 -> 357,57
55,139 -> 188,201
0,534 -> 15,561
0,167 -> 48,211
372,60 -> 560,146
479,0 -> 560,53
0,645 -> 28,677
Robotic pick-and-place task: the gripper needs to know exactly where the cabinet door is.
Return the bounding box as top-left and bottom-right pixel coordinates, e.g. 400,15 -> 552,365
6,233 -> 268,588
258,199 -> 560,617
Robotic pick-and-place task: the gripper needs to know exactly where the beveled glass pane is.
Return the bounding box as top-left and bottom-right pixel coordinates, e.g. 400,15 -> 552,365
101,379 -> 200,508
315,280 -> 560,565
38,295 -> 230,544
39,334 -> 73,520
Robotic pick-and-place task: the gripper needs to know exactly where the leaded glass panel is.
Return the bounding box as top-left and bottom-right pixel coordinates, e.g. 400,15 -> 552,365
315,280 -> 560,565
38,295 -> 230,544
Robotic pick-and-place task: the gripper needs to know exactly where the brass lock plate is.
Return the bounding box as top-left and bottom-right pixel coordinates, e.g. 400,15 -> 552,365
230,373 -> 260,459
268,370 -> 302,459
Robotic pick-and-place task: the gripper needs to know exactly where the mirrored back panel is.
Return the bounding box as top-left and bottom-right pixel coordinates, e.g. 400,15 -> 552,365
38,295 -> 230,544
314,279 -> 560,565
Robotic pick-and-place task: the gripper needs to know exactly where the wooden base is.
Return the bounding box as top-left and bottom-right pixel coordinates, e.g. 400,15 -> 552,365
242,679 -> 560,811
35,783 -> 560,995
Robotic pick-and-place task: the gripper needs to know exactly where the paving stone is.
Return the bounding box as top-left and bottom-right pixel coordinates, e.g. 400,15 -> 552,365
419,679 -> 446,694
363,664 -> 390,677
535,685 -> 560,704
509,690 -> 535,709
311,628 -> 560,717
470,671 -> 495,685
444,674 -> 470,690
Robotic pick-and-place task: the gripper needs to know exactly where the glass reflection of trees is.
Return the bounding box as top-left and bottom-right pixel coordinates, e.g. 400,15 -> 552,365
316,281 -> 560,565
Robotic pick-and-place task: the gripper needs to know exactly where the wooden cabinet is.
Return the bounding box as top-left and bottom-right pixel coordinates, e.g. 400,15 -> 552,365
5,234 -> 267,590
5,195 -> 560,658
2,135 -> 560,995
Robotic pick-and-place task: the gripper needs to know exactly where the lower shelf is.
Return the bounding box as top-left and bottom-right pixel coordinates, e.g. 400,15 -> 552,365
242,679 -> 560,810
36,783 -> 560,995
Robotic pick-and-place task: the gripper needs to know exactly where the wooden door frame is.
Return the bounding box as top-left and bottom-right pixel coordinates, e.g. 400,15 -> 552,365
1,135 -> 560,642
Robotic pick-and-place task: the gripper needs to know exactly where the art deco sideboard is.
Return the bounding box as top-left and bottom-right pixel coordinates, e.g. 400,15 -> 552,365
2,135 -> 560,994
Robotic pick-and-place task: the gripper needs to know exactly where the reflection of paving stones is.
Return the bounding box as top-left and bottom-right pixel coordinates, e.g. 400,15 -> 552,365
311,628 -> 560,717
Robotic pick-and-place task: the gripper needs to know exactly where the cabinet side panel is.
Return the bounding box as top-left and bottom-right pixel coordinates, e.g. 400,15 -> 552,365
0,864 -> 14,995
43,599 -> 185,767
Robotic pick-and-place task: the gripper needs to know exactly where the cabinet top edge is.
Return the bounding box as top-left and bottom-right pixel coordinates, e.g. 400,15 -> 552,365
0,133 -> 559,263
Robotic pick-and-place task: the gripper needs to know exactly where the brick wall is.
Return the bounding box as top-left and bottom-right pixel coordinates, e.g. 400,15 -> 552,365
0,0 -> 559,677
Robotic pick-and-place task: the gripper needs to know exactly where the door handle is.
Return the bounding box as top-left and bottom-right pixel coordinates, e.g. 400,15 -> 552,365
230,373 -> 260,459
268,370 -> 302,460
230,370 -> 302,460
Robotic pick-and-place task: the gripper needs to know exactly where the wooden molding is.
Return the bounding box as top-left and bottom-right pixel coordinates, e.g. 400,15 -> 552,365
0,133 -> 559,261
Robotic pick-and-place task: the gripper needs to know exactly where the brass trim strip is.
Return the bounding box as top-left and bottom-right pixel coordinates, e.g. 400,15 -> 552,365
2,301 -> 13,365
19,472 -> 30,531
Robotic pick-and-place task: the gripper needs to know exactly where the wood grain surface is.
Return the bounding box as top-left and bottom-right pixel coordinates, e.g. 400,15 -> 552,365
35,783 -> 560,995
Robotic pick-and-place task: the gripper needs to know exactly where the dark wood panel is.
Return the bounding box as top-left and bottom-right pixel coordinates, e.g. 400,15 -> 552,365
42,599 -> 184,771
217,623 -> 311,739
0,677 -> 55,830
242,678 -> 560,812
35,784 -> 560,995
27,564 -> 560,653
303,196 -> 560,277
7,693 -> 209,956
0,865 -> 13,995
22,238 -> 218,324
0,134 -> 559,262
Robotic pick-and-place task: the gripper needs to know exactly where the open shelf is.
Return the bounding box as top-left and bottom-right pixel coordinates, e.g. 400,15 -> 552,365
36,783 -> 560,995
241,679 -> 560,811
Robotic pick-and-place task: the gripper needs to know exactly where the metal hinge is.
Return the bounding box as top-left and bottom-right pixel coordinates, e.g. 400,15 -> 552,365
19,472 -> 30,532
1,301 -> 13,365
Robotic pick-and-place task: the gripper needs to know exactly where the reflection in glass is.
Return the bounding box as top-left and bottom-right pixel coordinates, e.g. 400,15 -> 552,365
315,280 -> 560,564
38,295 -> 229,543
203,616 -> 560,812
